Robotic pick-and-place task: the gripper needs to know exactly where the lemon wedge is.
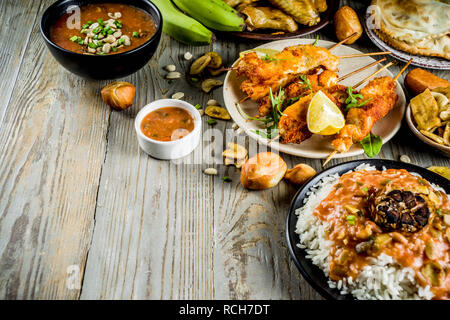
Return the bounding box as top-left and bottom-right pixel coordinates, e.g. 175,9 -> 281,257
428,166 -> 450,180
239,48 -> 281,59
307,90 -> 345,135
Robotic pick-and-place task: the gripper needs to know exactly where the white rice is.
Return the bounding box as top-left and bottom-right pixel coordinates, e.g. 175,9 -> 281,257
295,164 -> 435,300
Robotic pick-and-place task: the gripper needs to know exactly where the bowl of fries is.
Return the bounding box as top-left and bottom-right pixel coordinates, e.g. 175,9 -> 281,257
406,87 -> 450,156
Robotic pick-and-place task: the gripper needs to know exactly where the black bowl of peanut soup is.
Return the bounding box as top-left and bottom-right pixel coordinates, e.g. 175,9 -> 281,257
40,0 -> 162,80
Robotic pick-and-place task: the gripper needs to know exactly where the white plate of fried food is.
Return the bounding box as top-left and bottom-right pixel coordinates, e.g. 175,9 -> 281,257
365,0 -> 450,70
223,39 -> 406,160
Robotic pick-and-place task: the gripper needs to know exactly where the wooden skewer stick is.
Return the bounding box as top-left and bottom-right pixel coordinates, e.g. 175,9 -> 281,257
353,61 -> 394,88
268,134 -> 280,144
394,58 -> 413,81
239,96 -> 250,103
322,150 -> 338,167
329,32 -> 358,51
337,58 -> 386,82
338,51 -> 391,59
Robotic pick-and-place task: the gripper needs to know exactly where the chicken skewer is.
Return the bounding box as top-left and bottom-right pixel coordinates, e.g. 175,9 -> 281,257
235,32 -> 387,102
235,49 -> 393,101
236,44 -> 340,101
257,58 -> 386,118
322,59 -> 412,166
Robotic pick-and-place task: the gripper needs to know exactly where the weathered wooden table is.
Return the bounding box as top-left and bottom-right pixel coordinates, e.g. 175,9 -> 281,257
0,0 -> 448,299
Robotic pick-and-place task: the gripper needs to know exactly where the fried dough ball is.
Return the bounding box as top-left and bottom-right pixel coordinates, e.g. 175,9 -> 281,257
240,152 -> 287,190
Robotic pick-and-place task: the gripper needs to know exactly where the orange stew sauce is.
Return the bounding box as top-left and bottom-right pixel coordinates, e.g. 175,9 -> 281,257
141,107 -> 194,142
50,3 -> 156,54
314,169 -> 450,299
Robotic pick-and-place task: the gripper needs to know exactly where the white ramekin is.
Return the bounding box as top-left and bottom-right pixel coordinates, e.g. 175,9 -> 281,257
135,99 -> 202,160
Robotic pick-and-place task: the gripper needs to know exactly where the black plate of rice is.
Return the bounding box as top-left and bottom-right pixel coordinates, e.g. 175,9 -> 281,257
285,159 -> 450,300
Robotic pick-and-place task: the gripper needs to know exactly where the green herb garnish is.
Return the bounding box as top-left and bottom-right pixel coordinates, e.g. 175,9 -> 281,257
345,86 -> 372,111
346,215 -> 356,225
191,77 -> 199,83
360,133 -> 382,158
262,54 -> 276,62
222,176 -> 232,182
286,96 -> 300,106
69,35 -> 78,42
299,75 -> 313,98
132,31 -> 139,38
312,35 -> 319,46
436,209 -> 442,216
112,47 -> 118,52
207,119 -> 217,125
362,187 -> 369,192
194,104 -> 202,110
237,87 -> 286,140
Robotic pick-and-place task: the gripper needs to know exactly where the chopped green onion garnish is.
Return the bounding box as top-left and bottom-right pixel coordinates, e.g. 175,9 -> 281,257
88,42 -> 97,49
436,209 -> 442,216
346,215 -> 356,225
69,35 -> 78,42
191,77 -> 199,82
362,187 -> 369,192
117,38 -> 125,45
112,47 -> 117,52
207,119 -> 217,125
81,24 -> 90,29
194,104 -> 202,110
97,41 -> 103,46
97,18 -> 104,26
132,31 -> 139,38
93,34 -> 98,40
86,21 -> 93,25
222,176 -> 232,182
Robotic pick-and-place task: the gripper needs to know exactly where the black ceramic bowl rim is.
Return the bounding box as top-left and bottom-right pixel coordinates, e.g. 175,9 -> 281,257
285,159 -> 450,300
40,0 -> 162,58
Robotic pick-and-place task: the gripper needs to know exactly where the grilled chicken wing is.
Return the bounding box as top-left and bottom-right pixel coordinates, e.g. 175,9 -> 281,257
240,6 -> 299,32
312,0 -> 327,12
225,0 -> 260,7
269,0 -> 320,26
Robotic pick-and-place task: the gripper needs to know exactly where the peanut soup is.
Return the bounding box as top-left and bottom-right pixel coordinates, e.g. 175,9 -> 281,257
50,3 -> 156,55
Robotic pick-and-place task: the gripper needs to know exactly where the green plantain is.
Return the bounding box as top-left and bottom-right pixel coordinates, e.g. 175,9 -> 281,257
172,0 -> 245,32
151,0 -> 214,45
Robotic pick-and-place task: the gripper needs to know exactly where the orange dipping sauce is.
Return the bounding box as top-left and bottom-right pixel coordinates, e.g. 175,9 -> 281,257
141,107 -> 194,141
